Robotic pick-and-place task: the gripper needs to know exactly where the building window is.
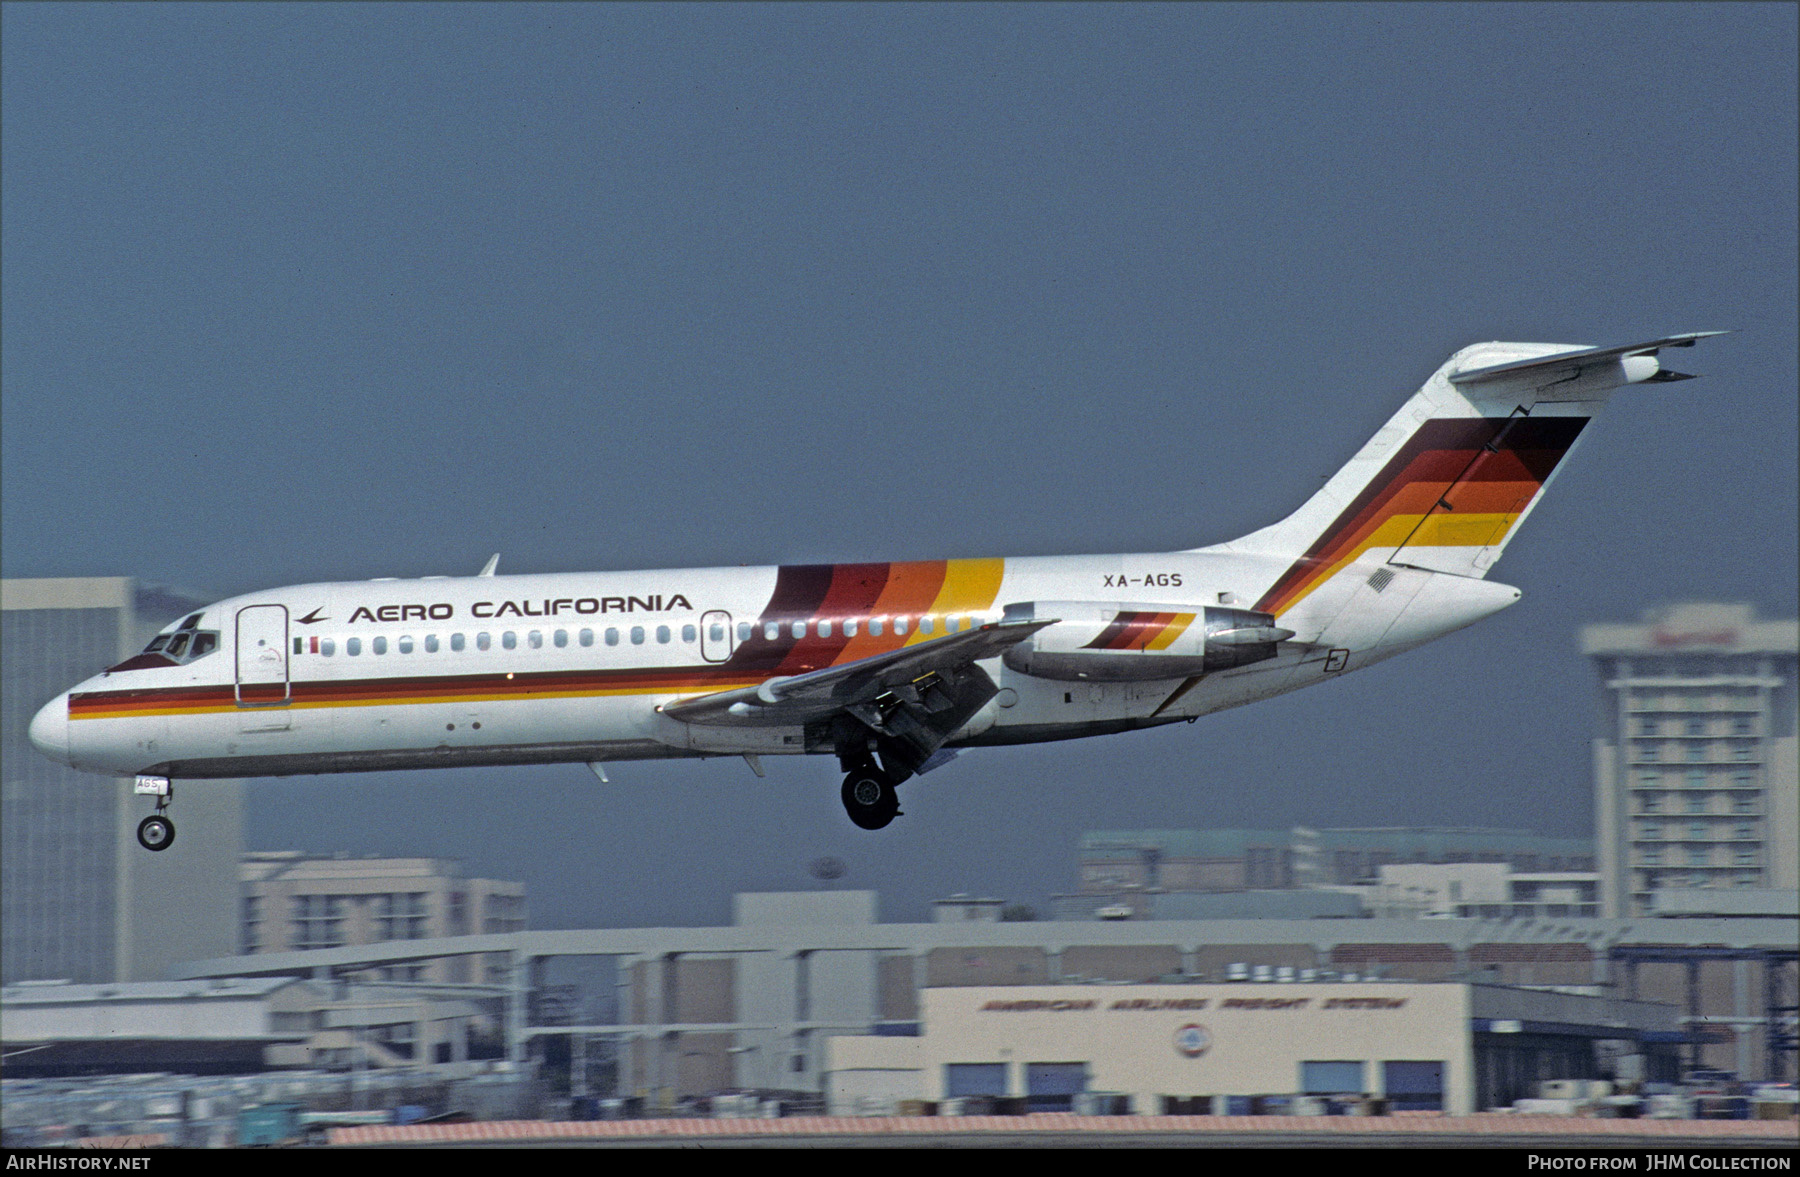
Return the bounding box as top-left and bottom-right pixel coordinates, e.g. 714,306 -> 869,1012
1641,847 -> 1662,865
242,895 -> 261,954
1640,823 -> 1663,840
1685,741 -> 1706,763
1688,823 -> 1707,841
1732,795 -> 1756,815
292,895 -> 346,949
1686,718 -> 1707,737
1640,794 -> 1663,813
1637,744 -> 1659,762
376,893 -> 430,940
1639,719 -> 1660,736
1686,846 -> 1709,867
1734,848 -> 1756,866
1686,771 -> 1707,788
1686,794 -> 1708,815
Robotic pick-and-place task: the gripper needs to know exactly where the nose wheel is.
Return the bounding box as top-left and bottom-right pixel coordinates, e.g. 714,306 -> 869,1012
135,775 -> 175,851
137,814 -> 176,852
841,765 -> 901,830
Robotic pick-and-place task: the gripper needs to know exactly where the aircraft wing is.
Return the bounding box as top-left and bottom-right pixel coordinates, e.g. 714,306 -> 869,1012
660,618 -> 1053,728
1448,331 -> 1727,389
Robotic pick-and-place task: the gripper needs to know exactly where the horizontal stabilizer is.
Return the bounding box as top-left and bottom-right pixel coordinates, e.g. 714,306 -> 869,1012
1448,331 -> 1727,390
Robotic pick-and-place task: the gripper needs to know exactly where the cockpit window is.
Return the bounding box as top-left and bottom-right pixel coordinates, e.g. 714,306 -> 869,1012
131,626 -> 221,665
179,613 -> 204,631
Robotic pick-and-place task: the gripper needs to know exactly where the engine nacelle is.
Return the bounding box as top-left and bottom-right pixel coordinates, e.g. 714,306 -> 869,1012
999,601 -> 1294,682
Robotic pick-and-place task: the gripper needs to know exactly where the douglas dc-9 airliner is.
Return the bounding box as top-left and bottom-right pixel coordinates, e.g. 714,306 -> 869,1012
31,333 -> 1724,850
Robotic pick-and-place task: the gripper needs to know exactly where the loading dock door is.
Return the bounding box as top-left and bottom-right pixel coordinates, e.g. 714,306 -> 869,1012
1301,1059 -> 1367,1095
1025,1062 -> 1087,1112
944,1063 -> 1006,1098
1383,1060 -> 1444,1111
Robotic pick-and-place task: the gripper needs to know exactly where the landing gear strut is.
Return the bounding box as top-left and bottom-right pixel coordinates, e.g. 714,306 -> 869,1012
840,764 -> 901,831
135,775 -> 175,852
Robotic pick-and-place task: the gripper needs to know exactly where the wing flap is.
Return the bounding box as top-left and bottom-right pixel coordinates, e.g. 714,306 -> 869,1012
660,618 -> 1054,727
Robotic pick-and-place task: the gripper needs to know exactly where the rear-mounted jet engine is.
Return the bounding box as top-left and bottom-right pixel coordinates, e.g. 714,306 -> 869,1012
999,601 -> 1295,681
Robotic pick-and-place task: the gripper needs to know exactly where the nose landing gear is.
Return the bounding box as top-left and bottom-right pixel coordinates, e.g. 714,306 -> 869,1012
134,775 -> 175,852
840,764 -> 901,830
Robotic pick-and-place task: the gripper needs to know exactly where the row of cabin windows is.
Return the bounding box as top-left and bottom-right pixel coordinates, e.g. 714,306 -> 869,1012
293,614 -> 988,657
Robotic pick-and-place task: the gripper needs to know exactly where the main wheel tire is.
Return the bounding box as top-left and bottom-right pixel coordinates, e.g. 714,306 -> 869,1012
841,767 -> 899,830
137,814 -> 176,852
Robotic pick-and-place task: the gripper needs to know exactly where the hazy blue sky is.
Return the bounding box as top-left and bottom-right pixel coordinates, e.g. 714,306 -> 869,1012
5,3 -> 1795,928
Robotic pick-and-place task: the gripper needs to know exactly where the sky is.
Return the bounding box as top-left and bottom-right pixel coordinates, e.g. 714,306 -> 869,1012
4,2 -> 1796,930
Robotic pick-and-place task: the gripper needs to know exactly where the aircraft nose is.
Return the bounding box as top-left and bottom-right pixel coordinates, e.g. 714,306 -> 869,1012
28,694 -> 70,764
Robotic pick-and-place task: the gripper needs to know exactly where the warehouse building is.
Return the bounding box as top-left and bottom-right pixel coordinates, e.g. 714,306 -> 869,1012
826,980 -> 1681,1116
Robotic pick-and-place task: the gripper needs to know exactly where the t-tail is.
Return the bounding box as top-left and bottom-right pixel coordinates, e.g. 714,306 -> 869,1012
1213,333 -> 1726,630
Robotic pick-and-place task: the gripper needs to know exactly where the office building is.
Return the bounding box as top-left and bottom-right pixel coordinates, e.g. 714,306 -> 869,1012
2,578 -> 242,984
1585,602 -> 1799,918
241,852 -> 527,985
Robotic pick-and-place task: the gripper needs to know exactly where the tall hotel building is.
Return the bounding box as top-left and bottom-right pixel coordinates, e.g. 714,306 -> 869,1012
2,578 -> 243,983
1585,603 -> 1799,918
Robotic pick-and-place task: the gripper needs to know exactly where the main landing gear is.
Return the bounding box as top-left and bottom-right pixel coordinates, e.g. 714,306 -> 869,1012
135,775 -> 175,852
840,763 -> 901,831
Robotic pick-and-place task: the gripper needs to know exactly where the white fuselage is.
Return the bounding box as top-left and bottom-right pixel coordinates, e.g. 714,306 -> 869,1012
29,547 -> 1519,782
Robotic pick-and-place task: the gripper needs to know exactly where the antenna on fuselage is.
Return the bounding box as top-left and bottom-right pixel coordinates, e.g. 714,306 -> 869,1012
478,553 -> 500,578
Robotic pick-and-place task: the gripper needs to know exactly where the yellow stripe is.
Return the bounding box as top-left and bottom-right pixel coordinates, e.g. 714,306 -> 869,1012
1275,511 -> 1519,616
908,557 -> 1006,646
1144,613 -> 1196,652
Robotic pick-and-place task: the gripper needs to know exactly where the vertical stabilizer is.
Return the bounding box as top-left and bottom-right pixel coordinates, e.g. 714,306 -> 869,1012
1210,333 -> 1723,622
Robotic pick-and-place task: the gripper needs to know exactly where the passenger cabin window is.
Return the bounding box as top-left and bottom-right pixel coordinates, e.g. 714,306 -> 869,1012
844,619 -> 858,637
502,632 -> 517,650
347,637 -> 362,656
606,628 -> 620,646
738,622 -> 753,642
764,622 -> 779,641
682,624 -> 697,643
919,617 -> 935,635
398,636 -> 414,654
630,626 -> 645,645
709,623 -> 725,642
657,625 -> 671,644
818,620 -> 832,638
893,617 -> 909,635
321,638 -> 335,657
554,630 -> 568,648
529,631 -> 543,649
476,633 -> 491,651
869,618 -> 884,637
373,636 -> 388,655
579,628 -> 594,647
425,634 -> 439,653
451,633 -> 465,652
791,620 -> 806,639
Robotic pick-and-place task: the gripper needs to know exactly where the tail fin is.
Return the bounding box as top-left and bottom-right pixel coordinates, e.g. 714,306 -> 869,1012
1215,333 -> 1725,620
